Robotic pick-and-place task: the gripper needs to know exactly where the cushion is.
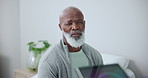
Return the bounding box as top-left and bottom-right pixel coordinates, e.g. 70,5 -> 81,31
125,68 -> 135,78
100,53 -> 129,69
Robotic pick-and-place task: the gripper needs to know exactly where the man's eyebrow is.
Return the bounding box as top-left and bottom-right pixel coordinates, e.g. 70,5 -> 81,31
77,18 -> 84,21
65,19 -> 83,23
66,20 -> 72,22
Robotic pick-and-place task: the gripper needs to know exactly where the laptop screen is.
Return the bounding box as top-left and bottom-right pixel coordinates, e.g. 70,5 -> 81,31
76,64 -> 129,78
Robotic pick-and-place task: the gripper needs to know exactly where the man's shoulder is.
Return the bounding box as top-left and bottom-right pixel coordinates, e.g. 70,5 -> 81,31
83,43 -> 102,57
83,43 -> 98,52
83,43 -> 103,65
40,42 -> 62,63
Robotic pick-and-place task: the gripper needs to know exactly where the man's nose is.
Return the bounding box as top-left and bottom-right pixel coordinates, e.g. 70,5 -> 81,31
71,23 -> 79,30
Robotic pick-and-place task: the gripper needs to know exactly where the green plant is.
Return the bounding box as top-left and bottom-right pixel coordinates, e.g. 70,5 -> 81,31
27,40 -> 50,57
27,40 -> 50,72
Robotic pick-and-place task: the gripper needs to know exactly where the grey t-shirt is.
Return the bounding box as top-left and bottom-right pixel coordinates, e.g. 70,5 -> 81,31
69,49 -> 89,78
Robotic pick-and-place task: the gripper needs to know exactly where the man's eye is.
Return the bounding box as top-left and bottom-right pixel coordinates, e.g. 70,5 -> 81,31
66,23 -> 72,26
77,21 -> 83,24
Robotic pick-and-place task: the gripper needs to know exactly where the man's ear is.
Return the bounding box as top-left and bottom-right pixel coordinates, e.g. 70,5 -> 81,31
83,20 -> 86,28
84,20 -> 86,25
59,24 -> 62,31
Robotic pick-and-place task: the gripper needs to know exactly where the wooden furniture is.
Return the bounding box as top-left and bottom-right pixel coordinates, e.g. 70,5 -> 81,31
14,69 -> 36,78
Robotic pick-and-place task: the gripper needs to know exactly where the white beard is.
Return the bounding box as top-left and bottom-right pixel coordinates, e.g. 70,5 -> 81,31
62,31 -> 85,48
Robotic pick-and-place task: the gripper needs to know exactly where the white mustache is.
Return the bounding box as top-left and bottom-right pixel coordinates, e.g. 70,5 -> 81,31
70,30 -> 83,35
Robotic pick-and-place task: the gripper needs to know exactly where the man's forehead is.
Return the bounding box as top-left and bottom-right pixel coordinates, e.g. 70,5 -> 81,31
65,19 -> 84,22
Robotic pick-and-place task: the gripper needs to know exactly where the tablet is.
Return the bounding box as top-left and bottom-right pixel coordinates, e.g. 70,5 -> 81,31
76,64 -> 129,78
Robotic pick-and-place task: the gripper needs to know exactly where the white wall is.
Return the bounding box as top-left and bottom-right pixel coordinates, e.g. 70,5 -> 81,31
0,0 -> 20,78
20,0 -> 148,78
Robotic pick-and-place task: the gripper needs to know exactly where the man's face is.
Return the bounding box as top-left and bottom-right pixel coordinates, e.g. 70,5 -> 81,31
59,12 -> 85,39
59,11 -> 85,47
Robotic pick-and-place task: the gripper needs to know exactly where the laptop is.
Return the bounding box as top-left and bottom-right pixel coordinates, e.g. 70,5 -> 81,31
76,64 -> 129,78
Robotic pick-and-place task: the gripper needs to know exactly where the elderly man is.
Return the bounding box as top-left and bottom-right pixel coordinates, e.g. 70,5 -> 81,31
37,6 -> 103,78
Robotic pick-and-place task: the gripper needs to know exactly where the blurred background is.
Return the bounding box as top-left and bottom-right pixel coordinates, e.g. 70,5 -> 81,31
0,0 -> 148,78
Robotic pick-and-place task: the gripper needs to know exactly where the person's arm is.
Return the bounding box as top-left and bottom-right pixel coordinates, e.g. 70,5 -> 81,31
37,61 -> 58,78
